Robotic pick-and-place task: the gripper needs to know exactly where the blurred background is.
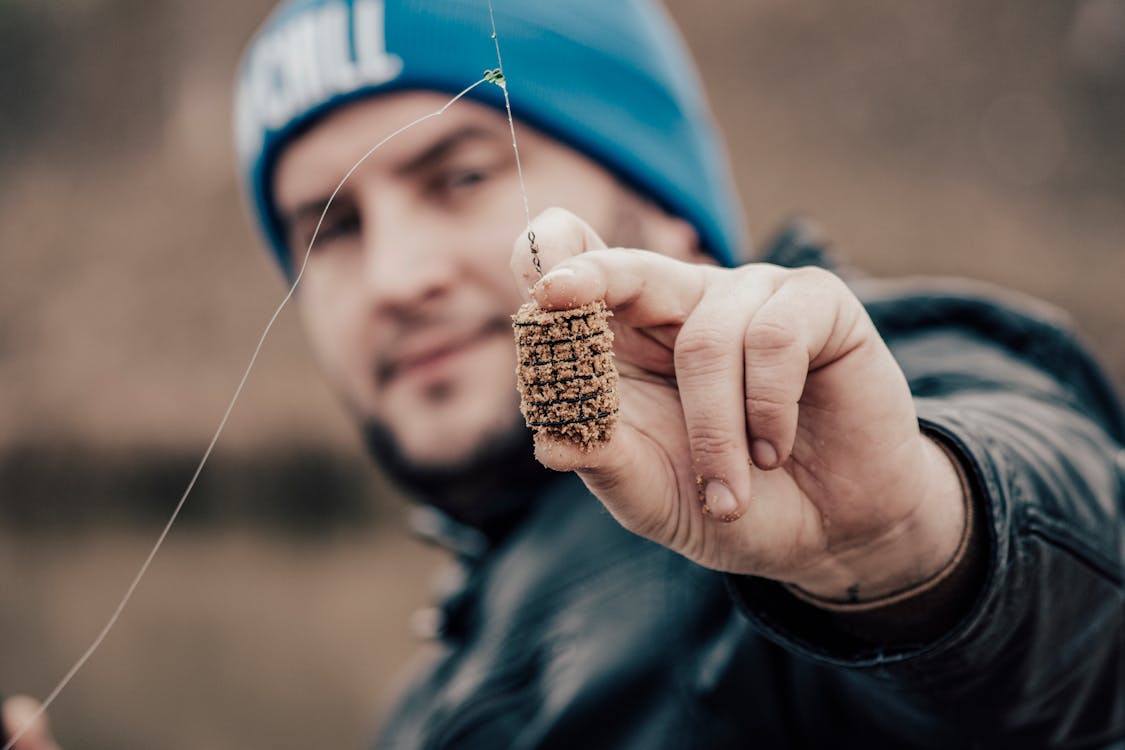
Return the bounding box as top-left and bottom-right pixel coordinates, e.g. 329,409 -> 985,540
1,0 -> 1123,747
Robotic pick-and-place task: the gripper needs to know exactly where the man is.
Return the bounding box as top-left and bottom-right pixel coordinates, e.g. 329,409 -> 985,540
6,0 -> 1122,747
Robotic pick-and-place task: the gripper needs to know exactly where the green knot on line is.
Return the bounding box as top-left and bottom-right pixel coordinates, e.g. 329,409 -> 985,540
483,68 -> 506,88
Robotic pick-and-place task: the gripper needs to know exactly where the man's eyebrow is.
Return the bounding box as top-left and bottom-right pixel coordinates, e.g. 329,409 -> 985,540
279,126 -> 505,234
394,125 -> 504,176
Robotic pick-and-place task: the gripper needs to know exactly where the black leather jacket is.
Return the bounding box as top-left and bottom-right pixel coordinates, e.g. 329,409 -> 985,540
376,233 -> 1125,749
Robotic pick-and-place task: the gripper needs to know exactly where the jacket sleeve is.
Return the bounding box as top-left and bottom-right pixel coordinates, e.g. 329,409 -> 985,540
727,282 -> 1125,747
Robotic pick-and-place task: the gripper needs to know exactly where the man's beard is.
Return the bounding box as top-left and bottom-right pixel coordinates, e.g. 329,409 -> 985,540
361,413 -> 555,534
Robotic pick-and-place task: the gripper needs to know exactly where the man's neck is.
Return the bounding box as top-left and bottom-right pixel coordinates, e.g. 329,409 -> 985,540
421,453 -> 555,541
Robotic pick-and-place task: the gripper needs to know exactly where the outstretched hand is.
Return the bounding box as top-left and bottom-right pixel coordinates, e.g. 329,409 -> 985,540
2,696 -> 59,750
510,209 -> 966,601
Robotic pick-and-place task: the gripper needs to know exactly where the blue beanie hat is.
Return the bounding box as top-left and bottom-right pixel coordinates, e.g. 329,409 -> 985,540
235,0 -> 746,276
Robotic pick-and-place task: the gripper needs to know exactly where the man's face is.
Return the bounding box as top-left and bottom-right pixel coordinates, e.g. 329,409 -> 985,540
274,92 -> 690,474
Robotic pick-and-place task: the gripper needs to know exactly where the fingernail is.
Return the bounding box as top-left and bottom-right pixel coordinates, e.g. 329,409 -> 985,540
537,267 -> 575,287
703,480 -> 742,522
532,267 -> 575,304
751,439 -> 778,469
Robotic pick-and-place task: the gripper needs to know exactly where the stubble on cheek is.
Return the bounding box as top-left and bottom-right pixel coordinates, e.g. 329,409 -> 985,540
362,376 -> 530,482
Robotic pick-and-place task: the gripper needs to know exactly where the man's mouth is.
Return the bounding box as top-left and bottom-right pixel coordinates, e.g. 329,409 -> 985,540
378,319 -> 510,385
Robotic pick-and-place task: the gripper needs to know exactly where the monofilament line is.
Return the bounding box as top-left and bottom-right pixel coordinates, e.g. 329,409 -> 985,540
2,77 -> 488,750
486,0 -> 541,276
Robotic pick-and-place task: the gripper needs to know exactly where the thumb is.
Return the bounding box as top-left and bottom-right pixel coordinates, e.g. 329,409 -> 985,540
2,696 -> 60,750
534,417 -> 685,542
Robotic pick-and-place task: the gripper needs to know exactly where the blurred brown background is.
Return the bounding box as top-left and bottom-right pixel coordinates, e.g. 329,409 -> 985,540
1,0 -> 1123,747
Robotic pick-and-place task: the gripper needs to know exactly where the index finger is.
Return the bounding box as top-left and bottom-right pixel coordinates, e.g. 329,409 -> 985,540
533,249 -> 702,337
510,208 -> 709,327
532,247 -> 708,330
509,207 -> 608,297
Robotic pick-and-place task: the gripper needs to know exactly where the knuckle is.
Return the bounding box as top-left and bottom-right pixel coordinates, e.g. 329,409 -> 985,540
791,264 -> 839,288
687,424 -> 737,461
744,393 -> 792,427
675,325 -> 734,374
745,318 -> 799,358
741,260 -> 785,280
745,388 -> 791,413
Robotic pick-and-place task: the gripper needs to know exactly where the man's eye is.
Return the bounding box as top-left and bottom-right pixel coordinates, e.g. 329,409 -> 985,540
321,211 -> 360,239
435,167 -> 489,194
304,208 -> 361,250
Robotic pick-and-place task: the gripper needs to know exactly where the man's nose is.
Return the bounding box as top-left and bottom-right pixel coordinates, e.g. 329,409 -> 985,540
360,207 -> 457,310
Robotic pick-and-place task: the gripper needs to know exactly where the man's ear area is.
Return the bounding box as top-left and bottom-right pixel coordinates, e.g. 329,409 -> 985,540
635,198 -> 713,266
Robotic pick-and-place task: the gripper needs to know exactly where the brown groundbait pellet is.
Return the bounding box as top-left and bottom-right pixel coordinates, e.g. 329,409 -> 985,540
512,299 -> 620,448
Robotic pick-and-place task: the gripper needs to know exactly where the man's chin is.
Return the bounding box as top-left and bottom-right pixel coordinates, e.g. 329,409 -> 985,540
361,417 -> 552,531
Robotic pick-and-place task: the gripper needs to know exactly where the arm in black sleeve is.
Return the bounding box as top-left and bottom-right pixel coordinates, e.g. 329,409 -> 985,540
728,281 -> 1125,747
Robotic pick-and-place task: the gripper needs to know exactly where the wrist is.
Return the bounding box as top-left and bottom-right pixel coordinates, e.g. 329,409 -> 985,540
786,433 -> 970,605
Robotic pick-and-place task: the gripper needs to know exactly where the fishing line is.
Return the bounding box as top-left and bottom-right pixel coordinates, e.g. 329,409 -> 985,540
6,2 -> 538,743
2,72 -> 499,750
486,0 -> 542,277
